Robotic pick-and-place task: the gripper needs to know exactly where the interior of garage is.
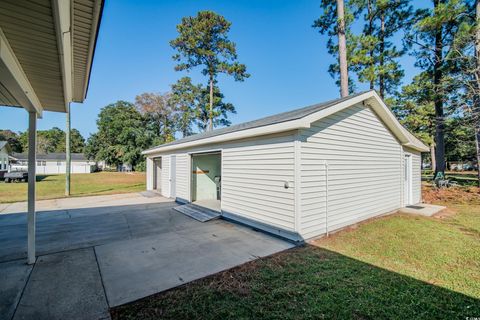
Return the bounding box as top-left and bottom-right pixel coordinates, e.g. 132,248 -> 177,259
191,152 -> 221,211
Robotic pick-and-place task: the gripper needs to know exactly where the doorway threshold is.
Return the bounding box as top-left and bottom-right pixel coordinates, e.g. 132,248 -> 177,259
174,202 -> 221,222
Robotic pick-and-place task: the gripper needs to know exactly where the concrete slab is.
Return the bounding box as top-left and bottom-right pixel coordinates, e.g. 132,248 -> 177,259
399,204 -> 447,217
0,260 -> 32,320
95,220 -> 293,307
0,192 -> 171,215
0,192 -> 293,315
13,248 -> 109,320
0,202 -> 178,262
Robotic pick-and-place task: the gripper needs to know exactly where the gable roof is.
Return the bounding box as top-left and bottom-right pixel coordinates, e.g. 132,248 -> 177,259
0,141 -> 7,150
143,90 -> 429,155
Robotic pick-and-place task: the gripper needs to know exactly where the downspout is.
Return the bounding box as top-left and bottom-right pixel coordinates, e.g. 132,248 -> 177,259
325,161 -> 329,236
293,134 -> 302,235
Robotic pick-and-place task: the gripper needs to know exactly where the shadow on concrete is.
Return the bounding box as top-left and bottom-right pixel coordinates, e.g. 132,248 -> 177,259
0,201 -> 180,263
111,245 -> 480,320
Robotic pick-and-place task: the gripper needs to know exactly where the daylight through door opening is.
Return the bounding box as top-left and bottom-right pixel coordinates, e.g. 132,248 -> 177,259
191,152 -> 221,212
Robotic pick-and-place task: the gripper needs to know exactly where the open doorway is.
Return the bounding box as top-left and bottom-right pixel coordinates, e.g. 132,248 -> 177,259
153,157 -> 162,192
191,152 -> 221,212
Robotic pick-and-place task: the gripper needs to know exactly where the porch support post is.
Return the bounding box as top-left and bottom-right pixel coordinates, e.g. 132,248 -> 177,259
27,111 -> 37,265
65,104 -> 71,196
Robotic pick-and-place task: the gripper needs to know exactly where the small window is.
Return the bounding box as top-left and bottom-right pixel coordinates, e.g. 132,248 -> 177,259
57,161 -> 62,166
42,161 -> 46,166
37,161 -> 42,166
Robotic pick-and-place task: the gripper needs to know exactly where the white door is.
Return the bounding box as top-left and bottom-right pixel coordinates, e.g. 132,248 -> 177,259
154,158 -> 162,191
404,154 -> 412,206
170,155 -> 176,198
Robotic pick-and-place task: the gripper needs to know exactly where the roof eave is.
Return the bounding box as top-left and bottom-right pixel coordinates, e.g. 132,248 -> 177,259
73,0 -> 104,103
142,119 -> 311,155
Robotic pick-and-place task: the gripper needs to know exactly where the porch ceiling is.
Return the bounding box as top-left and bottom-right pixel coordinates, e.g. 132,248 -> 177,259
0,0 -> 103,114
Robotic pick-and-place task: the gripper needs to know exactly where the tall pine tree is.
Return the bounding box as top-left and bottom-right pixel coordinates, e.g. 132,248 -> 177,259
349,0 -> 413,99
405,0 -> 468,178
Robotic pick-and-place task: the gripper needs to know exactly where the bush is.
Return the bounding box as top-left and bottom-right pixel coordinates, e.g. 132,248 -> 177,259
134,160 -> 146,172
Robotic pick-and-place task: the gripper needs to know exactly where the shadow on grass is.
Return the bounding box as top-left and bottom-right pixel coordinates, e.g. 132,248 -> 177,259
111,245 -> 480,320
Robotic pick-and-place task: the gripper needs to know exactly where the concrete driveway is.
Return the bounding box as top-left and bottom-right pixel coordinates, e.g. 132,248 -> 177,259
0,193 -> 293,320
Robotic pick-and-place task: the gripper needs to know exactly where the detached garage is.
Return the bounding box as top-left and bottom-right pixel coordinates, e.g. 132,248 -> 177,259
143,90 -> 428,241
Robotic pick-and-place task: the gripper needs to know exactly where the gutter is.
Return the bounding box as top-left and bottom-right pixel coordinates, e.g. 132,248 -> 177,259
142,120 -> 310,155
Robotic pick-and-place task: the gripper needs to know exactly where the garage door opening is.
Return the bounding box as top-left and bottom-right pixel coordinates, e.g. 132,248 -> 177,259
191,152 -> 221,212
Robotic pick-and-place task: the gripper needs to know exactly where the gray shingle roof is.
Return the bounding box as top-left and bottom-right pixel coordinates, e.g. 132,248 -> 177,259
0,141 -> 7,150
11,153 -> 87,161
145,91 -> 371,152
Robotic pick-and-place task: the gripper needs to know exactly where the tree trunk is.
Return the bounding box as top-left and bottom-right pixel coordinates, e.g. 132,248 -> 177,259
430,143 -> 436,173
337,0 -> 349,97
379,11 -> 385,98
433,0 -> 446,178
475,0 -> 480,186
209,77 -> 214,131
367,0 -> 374,90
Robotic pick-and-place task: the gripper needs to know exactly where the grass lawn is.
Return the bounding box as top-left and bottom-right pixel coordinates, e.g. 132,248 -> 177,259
111,187 -> 480,320
0,172 -> 145,203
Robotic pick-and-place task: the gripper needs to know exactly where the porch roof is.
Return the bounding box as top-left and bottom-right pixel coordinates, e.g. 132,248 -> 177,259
0,0 -> 104,116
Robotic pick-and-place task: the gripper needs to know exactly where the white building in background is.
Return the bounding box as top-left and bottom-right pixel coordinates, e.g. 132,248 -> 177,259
0,141 -> 10,178
10,153 -> 95,174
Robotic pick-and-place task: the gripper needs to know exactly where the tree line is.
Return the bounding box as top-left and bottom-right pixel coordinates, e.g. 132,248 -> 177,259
0,129 -> 85,154
316,0 -> 480,182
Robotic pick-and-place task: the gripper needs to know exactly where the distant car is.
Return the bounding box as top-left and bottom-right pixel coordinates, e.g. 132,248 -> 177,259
4,171 -> 28,183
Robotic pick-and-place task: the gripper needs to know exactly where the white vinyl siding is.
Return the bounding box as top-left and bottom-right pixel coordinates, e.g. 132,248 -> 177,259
404,147 -> 422,204
150,132 -> 297,232
175,154 -> 189,202
161,156 -> 170,198
299,103 -> 402,239
222,140 -> 296,231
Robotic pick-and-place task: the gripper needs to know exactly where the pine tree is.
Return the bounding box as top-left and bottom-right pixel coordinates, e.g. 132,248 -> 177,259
313,0 -> 355,95
406,0 -> 468,178
170,11 -> 249,131
349,0 -> 413,98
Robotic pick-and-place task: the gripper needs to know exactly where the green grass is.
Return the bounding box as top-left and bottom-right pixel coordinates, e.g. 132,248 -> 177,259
111,204 -> 480,320
0,172 -> 146,203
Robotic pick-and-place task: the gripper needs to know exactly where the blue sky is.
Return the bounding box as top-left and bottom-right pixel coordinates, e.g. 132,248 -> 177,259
0,0 -> 419,138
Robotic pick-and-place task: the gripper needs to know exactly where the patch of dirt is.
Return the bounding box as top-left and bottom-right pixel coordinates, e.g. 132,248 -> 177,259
422,185 -> 480,205
432,207 -> 457,219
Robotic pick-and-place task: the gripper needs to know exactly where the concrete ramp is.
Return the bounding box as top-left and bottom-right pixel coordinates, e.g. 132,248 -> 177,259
174,204 -> 221,222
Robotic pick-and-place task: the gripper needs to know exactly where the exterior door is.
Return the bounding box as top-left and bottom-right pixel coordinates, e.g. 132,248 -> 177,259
404,154 -> 412,206
170,155 -> 176,198
154,158 -> 162,191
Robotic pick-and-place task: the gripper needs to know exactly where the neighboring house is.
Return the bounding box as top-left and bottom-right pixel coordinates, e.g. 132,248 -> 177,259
118,163 -> 133,172
10,153 -> 95,174
0,141 -> 10,178
143,90 -> 429,241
